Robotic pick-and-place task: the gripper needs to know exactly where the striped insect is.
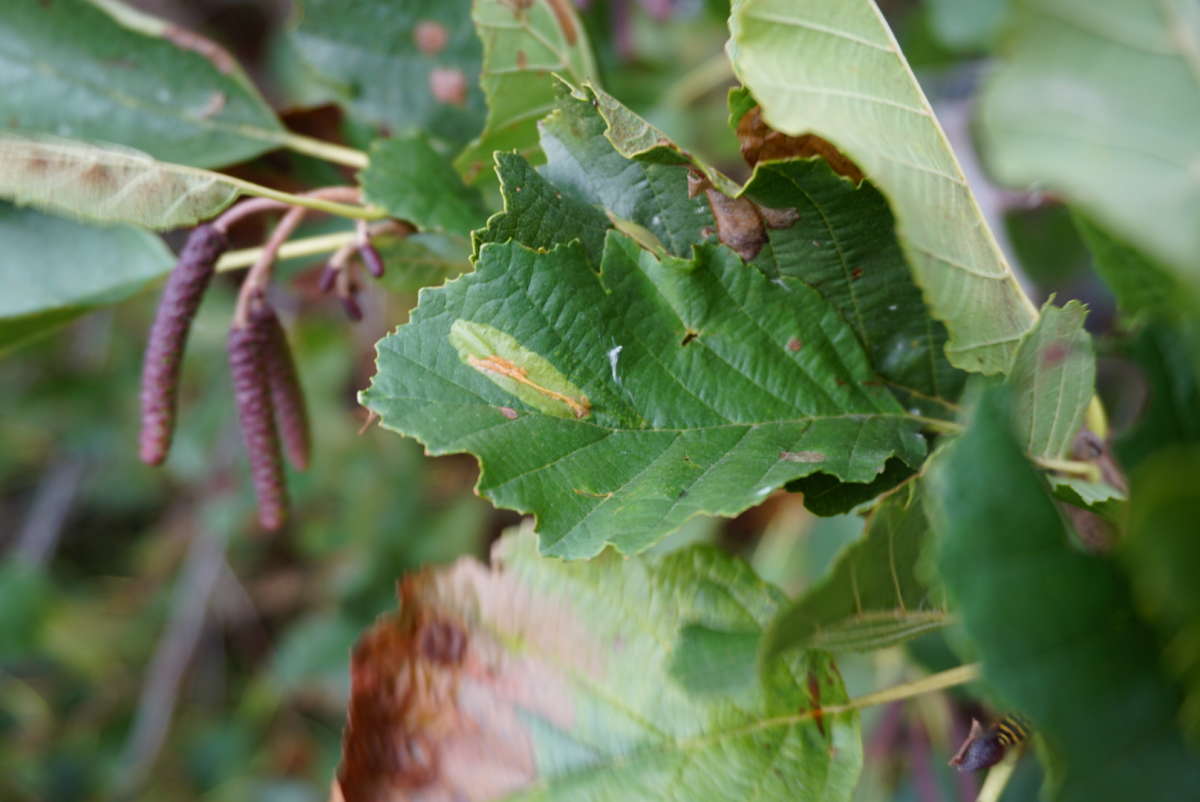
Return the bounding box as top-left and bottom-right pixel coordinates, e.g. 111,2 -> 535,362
949,714 -> 1031,772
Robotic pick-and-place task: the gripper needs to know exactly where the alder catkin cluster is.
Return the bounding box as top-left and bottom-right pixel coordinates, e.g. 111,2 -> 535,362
138,222 -> 317,531
138,200 -> 389,531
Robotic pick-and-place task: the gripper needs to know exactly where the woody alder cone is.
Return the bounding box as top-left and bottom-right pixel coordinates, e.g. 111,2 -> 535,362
139,224 -> 227,466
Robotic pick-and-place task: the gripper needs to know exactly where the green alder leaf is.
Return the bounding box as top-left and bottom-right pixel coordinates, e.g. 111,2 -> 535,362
287,0 -> 485,148
762,486 -> 949,662
360,136 -> 487,235
928,388 -> 1200,802
1003,301 -> 1095,460
727,0 -> 1038,374
362,232 -> 926,558
788,457 -> 914,517
0,203 -> 172,353
454,0 -> 597,182
1072,211 -> 1189,320
0,0 -> 284,168
336,525 -> 862,802
1114,321 -> 1200,471
373,232 -> 472,293
925,0 -> 1009,50
538,86 -> 715,258
1123,447 -> 1200,744
0,135 -> 239,229
1049,475 -> 1125,517
742,159 -> 966,414
978,0 -> 1200,293
473,151 -> 611,269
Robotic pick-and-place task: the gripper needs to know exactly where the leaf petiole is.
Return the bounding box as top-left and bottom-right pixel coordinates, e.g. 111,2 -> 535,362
219,176 -> 385,221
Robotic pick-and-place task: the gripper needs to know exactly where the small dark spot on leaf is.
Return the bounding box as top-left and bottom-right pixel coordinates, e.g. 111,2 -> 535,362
851,267 -> 864,280
1042,341 -> 1069,366
419,618 -> 467,666
835,378 -> 847,386
680,330 -> 699,346
516,49 -> 528,69
808,673 -> 826,736
498,406 -> 518,420
787,338 -> 803,351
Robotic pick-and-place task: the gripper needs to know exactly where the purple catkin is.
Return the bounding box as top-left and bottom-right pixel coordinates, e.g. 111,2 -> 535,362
228,305 -> 288,531
317,264 -> 338,294
139,224 -> 228,466
340,291 -> 363,322
358,242 -> 385,278
260,308 -> 311,471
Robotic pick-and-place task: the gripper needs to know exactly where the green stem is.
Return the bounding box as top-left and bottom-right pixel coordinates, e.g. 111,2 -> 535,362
685,663 -> 981,749
270,131 -> 370,169
824,663 -> 980,715
909,414 -> 964,436
216,230 -> 357,272
219,176 -> 384,220
1035,457 -> 1100,481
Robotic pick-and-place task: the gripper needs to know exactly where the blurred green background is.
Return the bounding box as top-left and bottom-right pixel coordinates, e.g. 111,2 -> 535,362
0,1 -> 1142,799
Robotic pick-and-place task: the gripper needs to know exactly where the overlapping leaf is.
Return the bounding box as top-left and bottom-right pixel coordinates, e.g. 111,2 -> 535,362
538,85 -> 714,257
362,231 -> 926,558
928,388 -> 1200,802
0,203 -> 172,353
1123,447 -> 1200,743
361,135 -> 487,236
288,0 -> 486,148
473,151 -> 611,268
1003,301 -> 1095,460
0,135 -> 239,229
0,0 -> 284,168
727,0 -> 1037,373
455,0 -> 596,181
742,159 -> 965,413
978,0 -> 1200,292
335,525 -> 861,802
762,486 -> 948,662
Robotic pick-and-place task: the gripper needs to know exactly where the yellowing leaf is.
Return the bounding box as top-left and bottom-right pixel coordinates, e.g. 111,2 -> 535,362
0,135 -> 238,230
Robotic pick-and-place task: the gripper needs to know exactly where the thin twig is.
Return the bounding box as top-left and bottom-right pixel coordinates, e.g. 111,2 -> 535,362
233,205 -> 306,328
213,196 -> 290,234
115,526 -> 227,799
11,457 -> 86,566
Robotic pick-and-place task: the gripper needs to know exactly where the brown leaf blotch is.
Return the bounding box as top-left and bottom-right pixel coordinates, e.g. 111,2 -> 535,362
419,619 -> 467,666
704,188 -> 767,261
737,105 -> 864,182
413,20 -> 449,55
545,0 -> 578,44
429,67 -> 468,107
